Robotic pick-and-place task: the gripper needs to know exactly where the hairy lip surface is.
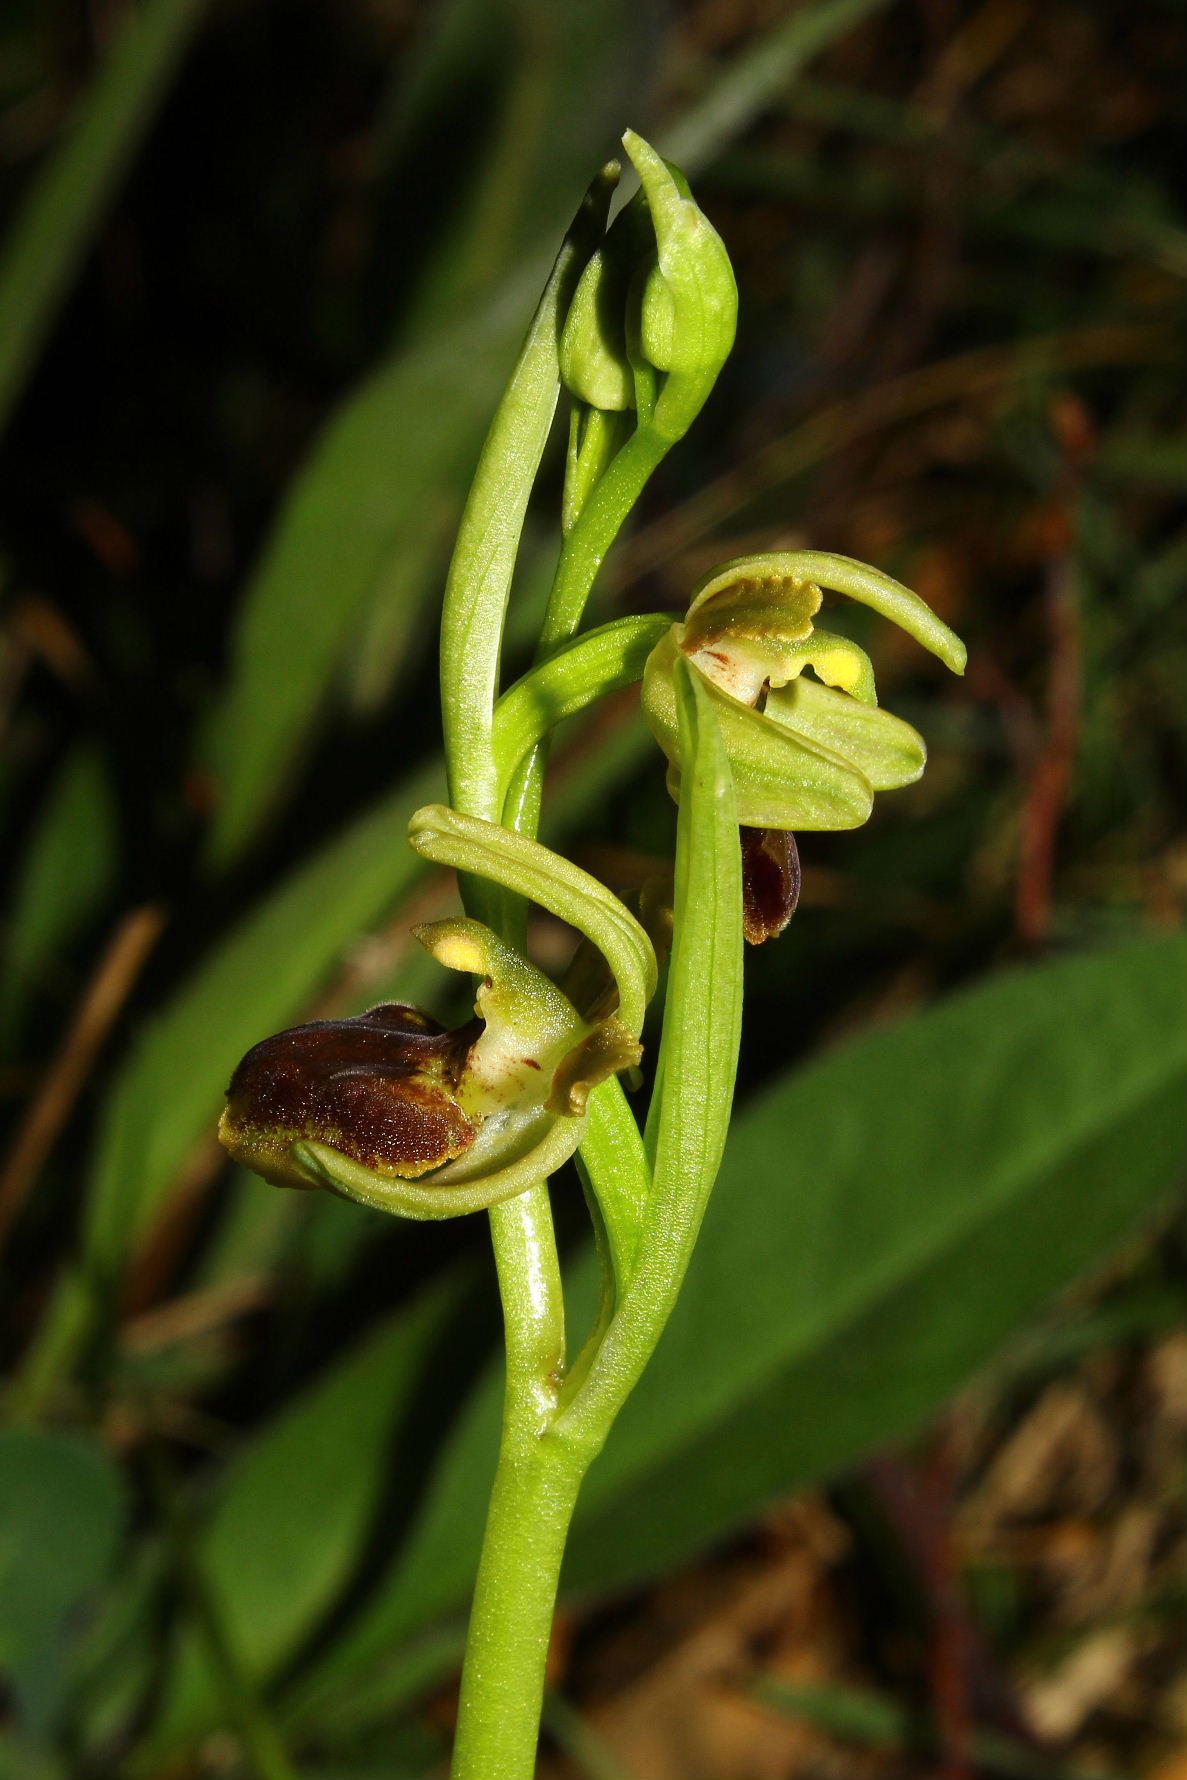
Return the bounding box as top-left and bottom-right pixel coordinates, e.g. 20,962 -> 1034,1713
221,1004 -> 481,1182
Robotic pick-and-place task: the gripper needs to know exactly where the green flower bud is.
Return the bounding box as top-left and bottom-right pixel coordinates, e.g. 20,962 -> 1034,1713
559,247 -> 635,414
622,130 -> 738,442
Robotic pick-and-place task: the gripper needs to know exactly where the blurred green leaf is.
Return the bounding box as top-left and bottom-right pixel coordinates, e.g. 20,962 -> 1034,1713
0,0 -> 208,436
197,327 -> 510,868
200,0 -> 659,869
285,933 -> 1185,1726
0,747 -> 116,1045
0,1428 -> 125,1736
396,0 -> 660,334
135,1275 -> 464,1766
657,0 -> 893,174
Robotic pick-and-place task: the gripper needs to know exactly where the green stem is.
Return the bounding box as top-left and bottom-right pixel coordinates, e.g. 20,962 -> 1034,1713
451,1189 -> 581,1780
449,1425 -> 588,1780
442,213 -> 680,1780
540,424 -> 670,650
499,422 -> 671,837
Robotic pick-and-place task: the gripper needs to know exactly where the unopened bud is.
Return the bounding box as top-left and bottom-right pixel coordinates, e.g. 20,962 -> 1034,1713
560,248 -> 634,413
623,130 -> 737,442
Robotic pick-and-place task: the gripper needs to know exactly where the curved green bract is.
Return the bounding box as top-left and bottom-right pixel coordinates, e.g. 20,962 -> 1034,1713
560,657 -> 744,1437
492,614 -> 671,799
406,805 -> 658,1037
438,166 -> 617,831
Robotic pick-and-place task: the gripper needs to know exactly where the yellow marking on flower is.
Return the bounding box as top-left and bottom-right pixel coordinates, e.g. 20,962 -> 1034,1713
419,928 -> 488,976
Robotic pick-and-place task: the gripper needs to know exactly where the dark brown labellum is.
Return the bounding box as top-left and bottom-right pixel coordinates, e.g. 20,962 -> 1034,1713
740,826 -> 801,945
219,1003 -> 482,1189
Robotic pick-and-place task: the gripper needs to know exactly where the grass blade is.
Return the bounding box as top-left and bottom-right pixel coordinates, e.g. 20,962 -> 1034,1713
0,0 -> 208,436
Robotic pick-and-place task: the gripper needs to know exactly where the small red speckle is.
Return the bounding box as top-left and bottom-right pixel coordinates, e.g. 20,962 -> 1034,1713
523,1058 -> 542,1070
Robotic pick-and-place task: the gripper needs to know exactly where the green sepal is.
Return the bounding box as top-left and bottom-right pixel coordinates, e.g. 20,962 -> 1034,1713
765,677 -> 925,792
643,630 -> 875,831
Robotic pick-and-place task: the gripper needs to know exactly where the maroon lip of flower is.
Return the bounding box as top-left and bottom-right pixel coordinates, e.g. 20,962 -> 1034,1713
220,1003 -> 483,1189
740,826 -> 801,946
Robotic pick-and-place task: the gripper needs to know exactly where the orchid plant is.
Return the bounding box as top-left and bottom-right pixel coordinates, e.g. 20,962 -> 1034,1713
219,131 -> 965,1780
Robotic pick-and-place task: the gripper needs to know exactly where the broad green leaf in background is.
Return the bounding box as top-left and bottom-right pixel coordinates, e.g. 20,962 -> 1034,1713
275,932 -> 1185,1732
130,1277 -> 464,1766
0,1428 -> 125,1738
0,0 -> 209,436
0,747 -> 116,1045
565,930 -> 1187,1592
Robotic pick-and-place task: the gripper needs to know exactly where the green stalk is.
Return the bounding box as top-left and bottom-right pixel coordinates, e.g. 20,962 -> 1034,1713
444,400 -> 668,1780
538,424 -> 671,649
449,1411 -> 588,1779
0,0 -> 209,437
450,1186 -> 585,1780
441,142 -> 742,1780
498,423 -> 670,831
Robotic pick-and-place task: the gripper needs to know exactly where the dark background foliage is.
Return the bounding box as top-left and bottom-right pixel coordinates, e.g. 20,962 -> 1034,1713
0,2 -> 1183,1776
